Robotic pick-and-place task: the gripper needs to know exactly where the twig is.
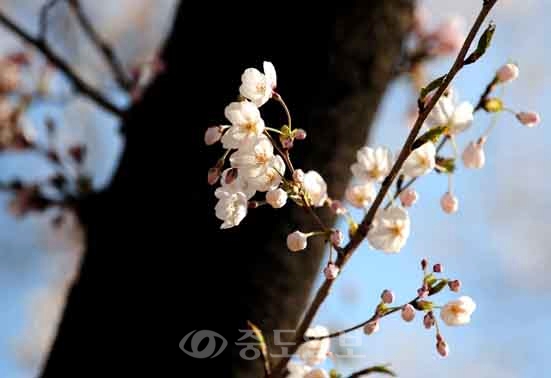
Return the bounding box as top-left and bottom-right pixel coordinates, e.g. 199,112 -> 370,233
67,0 -> 133,90
39,0 -> 61,40
0,11 -> 124,117
271,1 -> 498,376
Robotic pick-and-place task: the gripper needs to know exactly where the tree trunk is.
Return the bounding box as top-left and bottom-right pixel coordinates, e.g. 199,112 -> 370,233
41,1 -> 413,377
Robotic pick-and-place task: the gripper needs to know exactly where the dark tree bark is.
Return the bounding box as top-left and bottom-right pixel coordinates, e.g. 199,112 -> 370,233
40,1 -> 413,377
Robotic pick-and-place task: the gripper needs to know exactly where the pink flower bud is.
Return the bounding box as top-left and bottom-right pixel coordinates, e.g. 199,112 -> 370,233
293,169 -> 305,183
281,137 -> 294,149
330,230 -> 344,247
496,63 -> 519,84
424,312 -> 435,329
516,112 -> 541,128
462,139 -> 486,169
294,129 -> 307,140
436,339 -> 449,357
248,201 -> 260,209
421,258 -> 428,270
363,320 -> 380,335
207,167 -> 221,185
440,192 -> 458,214
323,263 -> 340,280
448,279 -> 461,292
204,126 -> 222,145
399,188 -> 419,207
329,200 -> 347,215
287,230 -> 308,252
401,304 -> 416,322
381,290 -> 395,305
433,263 -> 443,273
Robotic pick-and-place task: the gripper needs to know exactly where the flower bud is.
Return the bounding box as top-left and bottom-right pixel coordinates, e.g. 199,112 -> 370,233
294,129 -> 307,140
462,139 -> 486,169
323,263 -> 340,280
330,230 -> 344,247
381,289 -> 395,305
281,137 -> 294,149
440,192 -> 458,214
401,304 -> 416,322
433,263 -> 443,273
266,188 -> 288,209
207,167 -> 221,185
448,279 -> 462,292
293,169 -> 305,183
496,63 -> 519,84
287,230 -> 308,252
204,126 -> 223,145
421,258 -> 428,270
363,320 -> 380,335
417,287 -> 429,298
436,338 -> 449,357
424,312 -> 435,329
399,188 -> 419,207
516,111 -> 541,128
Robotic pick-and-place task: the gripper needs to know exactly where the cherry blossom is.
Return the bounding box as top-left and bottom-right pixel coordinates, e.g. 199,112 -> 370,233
367,207 -> 411,253
351,146 -> 393,183
221,101 -> 265,149
239,61 -> 277,107
303,170 -> 328,207
440,296 -> 476,326
402,142 -> 436,177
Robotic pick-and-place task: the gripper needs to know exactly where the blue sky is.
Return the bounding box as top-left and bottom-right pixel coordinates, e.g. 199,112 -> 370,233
0,1 -> 549,377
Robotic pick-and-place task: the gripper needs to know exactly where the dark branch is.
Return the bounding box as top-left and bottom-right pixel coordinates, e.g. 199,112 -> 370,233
67,0 -> 133,91
39,0 -> 61,40
0,10 -> 124,117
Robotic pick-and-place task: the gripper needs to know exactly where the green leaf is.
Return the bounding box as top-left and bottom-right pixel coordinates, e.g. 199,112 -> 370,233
435,157 -> 456,174
429,279 -> 449,296
464,22 -> 496,65
419,74 -> 447,103
412,125 -> 448,151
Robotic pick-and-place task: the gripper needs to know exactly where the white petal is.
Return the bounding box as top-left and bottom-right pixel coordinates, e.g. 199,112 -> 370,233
449,102 -> 474,134
263,61 -> 277,89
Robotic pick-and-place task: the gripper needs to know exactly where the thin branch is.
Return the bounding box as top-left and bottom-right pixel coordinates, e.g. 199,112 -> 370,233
0,11 -> 124,117
67,0 -> 133,91
39,0 -> 61,40
347,366 -> 396,378
271,1 -> 499,376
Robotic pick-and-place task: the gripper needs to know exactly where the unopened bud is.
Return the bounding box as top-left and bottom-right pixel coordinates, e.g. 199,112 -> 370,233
294,129 -> 307,140
381,289 -> 395,305
207,167 -> 221,185
400,188 -> 419,207
401,304 -> 416,322
433,263 -> 443,273
421,258 -> 429,270
204,126 -> 223,145
424,312 -> 435,329
329,199 -> 347,215
436,339 -> 449,357
440,192 -> 458,214
224,168 -> 239,185
281,137 -> 294,149
462,139 -> 486,169
448,279 -> 461,292
323,263 -> 340,280
516,111 -> 540,128
496,63 -> 519,84
363,320 -> 380,335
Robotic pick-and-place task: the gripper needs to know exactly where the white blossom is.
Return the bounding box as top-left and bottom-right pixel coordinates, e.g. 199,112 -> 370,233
239,61 -> 277,107
266,188 -> 288,208
425,94 -> 473,135
221,101 -> 265,149
303,170 -> 328,207
286,361 -> 312,378
214,189 -> 248,229
230,136 -> 274,180
440,296 -> 476,326
402,142 -> 436,178
220,168 -> 256,199
246,155 -> 285,192
345,182 -> 376,209
351,146 -> 393,182
367,207 -> 410,253
297,325 -> 330,366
